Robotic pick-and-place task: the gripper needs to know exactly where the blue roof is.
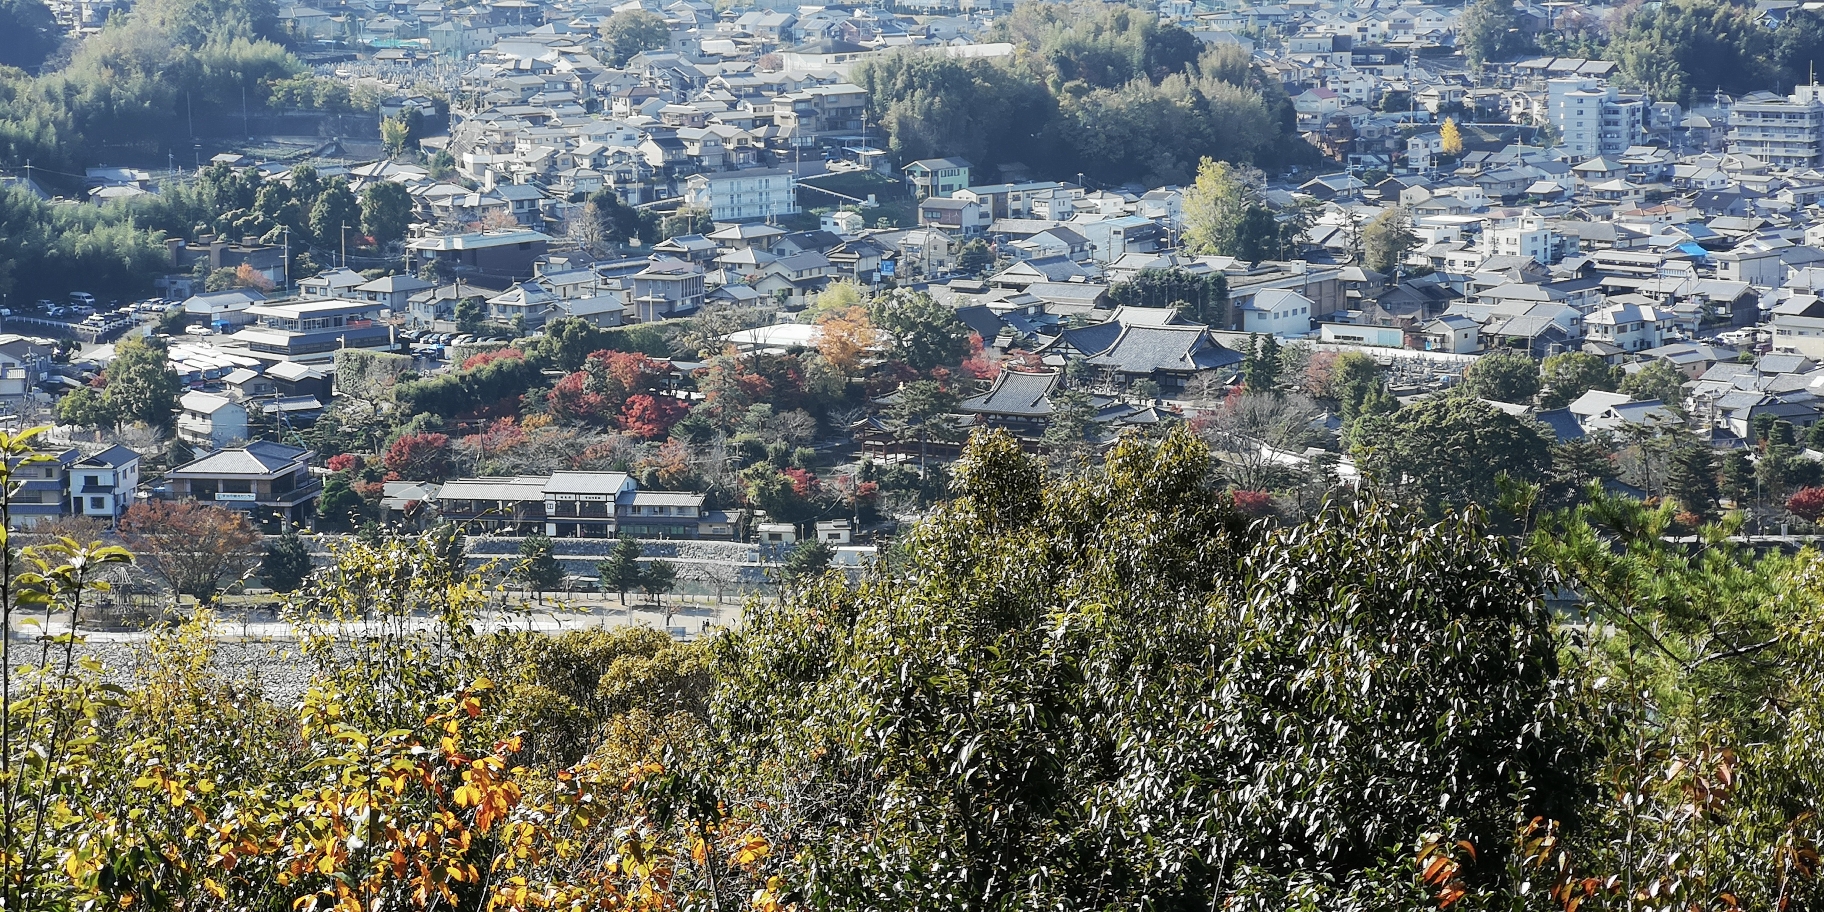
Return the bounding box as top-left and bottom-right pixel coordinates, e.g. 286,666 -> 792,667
1675,242 -> 1709,258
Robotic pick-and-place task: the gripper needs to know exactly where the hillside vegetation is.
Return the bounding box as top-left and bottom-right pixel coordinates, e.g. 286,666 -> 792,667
6,425 -> 1824,911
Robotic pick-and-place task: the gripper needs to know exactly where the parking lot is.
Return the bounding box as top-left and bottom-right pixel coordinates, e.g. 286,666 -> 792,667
5,295 -> 164,345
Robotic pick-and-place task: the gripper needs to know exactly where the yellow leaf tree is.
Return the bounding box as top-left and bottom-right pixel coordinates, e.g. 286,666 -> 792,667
1441,117 -> 1463,157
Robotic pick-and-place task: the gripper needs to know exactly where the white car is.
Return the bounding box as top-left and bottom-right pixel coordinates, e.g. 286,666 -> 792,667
184,324 -> 214,336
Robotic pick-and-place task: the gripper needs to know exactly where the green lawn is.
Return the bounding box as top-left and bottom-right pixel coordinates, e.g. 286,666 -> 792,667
799,170 -> 919,229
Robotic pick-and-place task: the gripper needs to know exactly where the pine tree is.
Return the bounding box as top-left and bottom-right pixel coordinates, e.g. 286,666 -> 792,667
259,532 -> 313,594
517,533 -> 564,594
597,535 -> 644,604
1665,444 -> 1721,519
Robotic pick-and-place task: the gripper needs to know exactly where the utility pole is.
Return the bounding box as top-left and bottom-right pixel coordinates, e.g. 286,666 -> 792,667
282,225 -> 291,293
341,223 -> 350,268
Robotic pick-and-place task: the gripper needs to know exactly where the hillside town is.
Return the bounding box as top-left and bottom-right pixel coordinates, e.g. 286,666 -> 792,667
19,0 -> 1824,907
5,0 -> 1824,597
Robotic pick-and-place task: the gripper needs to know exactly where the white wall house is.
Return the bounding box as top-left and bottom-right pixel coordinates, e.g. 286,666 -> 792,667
1588,302 -> 1666,352
682,168 -> 798,222
1236,288 -> 1316,336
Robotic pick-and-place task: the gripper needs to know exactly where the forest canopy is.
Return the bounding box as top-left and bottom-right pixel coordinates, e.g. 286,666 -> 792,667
855,1 -> 1319,186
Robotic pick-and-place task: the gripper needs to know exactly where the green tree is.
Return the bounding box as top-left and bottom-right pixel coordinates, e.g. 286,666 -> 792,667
0,0 -> 63,70
1041,387 -> 1099,464
782,539 -> 833,583
1665,442 -> 1722,519
309,178 -> 361,258
316,475 -> 370,532
638,557 -> 676,606
1461,350 -> 1542,404
1621,359 -> 1689,411
1106,267 -> 1229,326
586,188 -> 646,245
887,379 -> 961,473
1608,0 -> 1774,104
1241,333 -> 1281,392
658,207 -> 713,239
260,530 -> 314,593
870,290 -> 970,371
717,428 -> 1578,908
360,181 -> 413,247
1458,0 -> 1531,67
1539,351 -> 1621,409
455,296 -> 486,335
1354,394 -> 1555,512
601,9 -> 670,67
102,336 -> 179,430
53,387 -> 116,429
1360,206 -> 1417,274
1326,351 -> 1389,422
516,532 -> 564,594
597,535 -> 644,605
956,238 -> 995,275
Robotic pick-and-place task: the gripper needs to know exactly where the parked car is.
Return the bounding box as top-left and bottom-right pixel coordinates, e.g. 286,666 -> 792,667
184,324 -> 213,336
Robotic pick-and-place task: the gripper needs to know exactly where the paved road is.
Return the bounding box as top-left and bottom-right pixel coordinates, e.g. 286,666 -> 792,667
26,593 -> 748,643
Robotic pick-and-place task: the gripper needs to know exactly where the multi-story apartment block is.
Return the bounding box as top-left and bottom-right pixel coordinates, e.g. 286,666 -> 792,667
681,168 -> 797,222
1480,210 -> 1558,265
1728,84 -> 1824,169
1547,78 -> 1645,161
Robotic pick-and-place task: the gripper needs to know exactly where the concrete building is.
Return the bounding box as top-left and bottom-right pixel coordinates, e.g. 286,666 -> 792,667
681,168 -> 797,222
1728,84 -> 1824,169
1546,78 -> 1645,161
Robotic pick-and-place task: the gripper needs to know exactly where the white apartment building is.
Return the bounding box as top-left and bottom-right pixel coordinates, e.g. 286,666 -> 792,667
1479,210 -> 1556,265
681,168 -> 798,222
1727,84 -> 1824,169
1546,78 -> 1645,161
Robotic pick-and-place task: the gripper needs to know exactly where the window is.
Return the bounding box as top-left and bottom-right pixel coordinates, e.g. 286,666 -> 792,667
89,497 -> 104,510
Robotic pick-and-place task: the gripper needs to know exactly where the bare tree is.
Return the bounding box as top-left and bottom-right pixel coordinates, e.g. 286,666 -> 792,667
1197,390 -> 1327,491
117,501 -> 263,606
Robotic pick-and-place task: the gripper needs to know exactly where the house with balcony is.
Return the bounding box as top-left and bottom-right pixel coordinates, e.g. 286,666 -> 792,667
6,448 -> 79,529
176,392 -> 250,449
628,257 -> 707,321
904,157 -> 971,199
229,299 -> 395,363
433,471 -> 718,539
164,441 -> 320,531
68,445 -> 140,525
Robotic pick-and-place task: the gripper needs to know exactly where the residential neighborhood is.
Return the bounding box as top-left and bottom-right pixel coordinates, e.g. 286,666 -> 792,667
15,0 -> 1824,905
6,0 -> 1824,586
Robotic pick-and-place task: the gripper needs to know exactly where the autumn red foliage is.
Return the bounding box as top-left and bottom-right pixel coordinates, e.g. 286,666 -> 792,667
618,394 -> 689,439
460,347 -> 524,371
1788,486 -> 1824,522
1229,489 -> 1275,517
383,432 -> 456,481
